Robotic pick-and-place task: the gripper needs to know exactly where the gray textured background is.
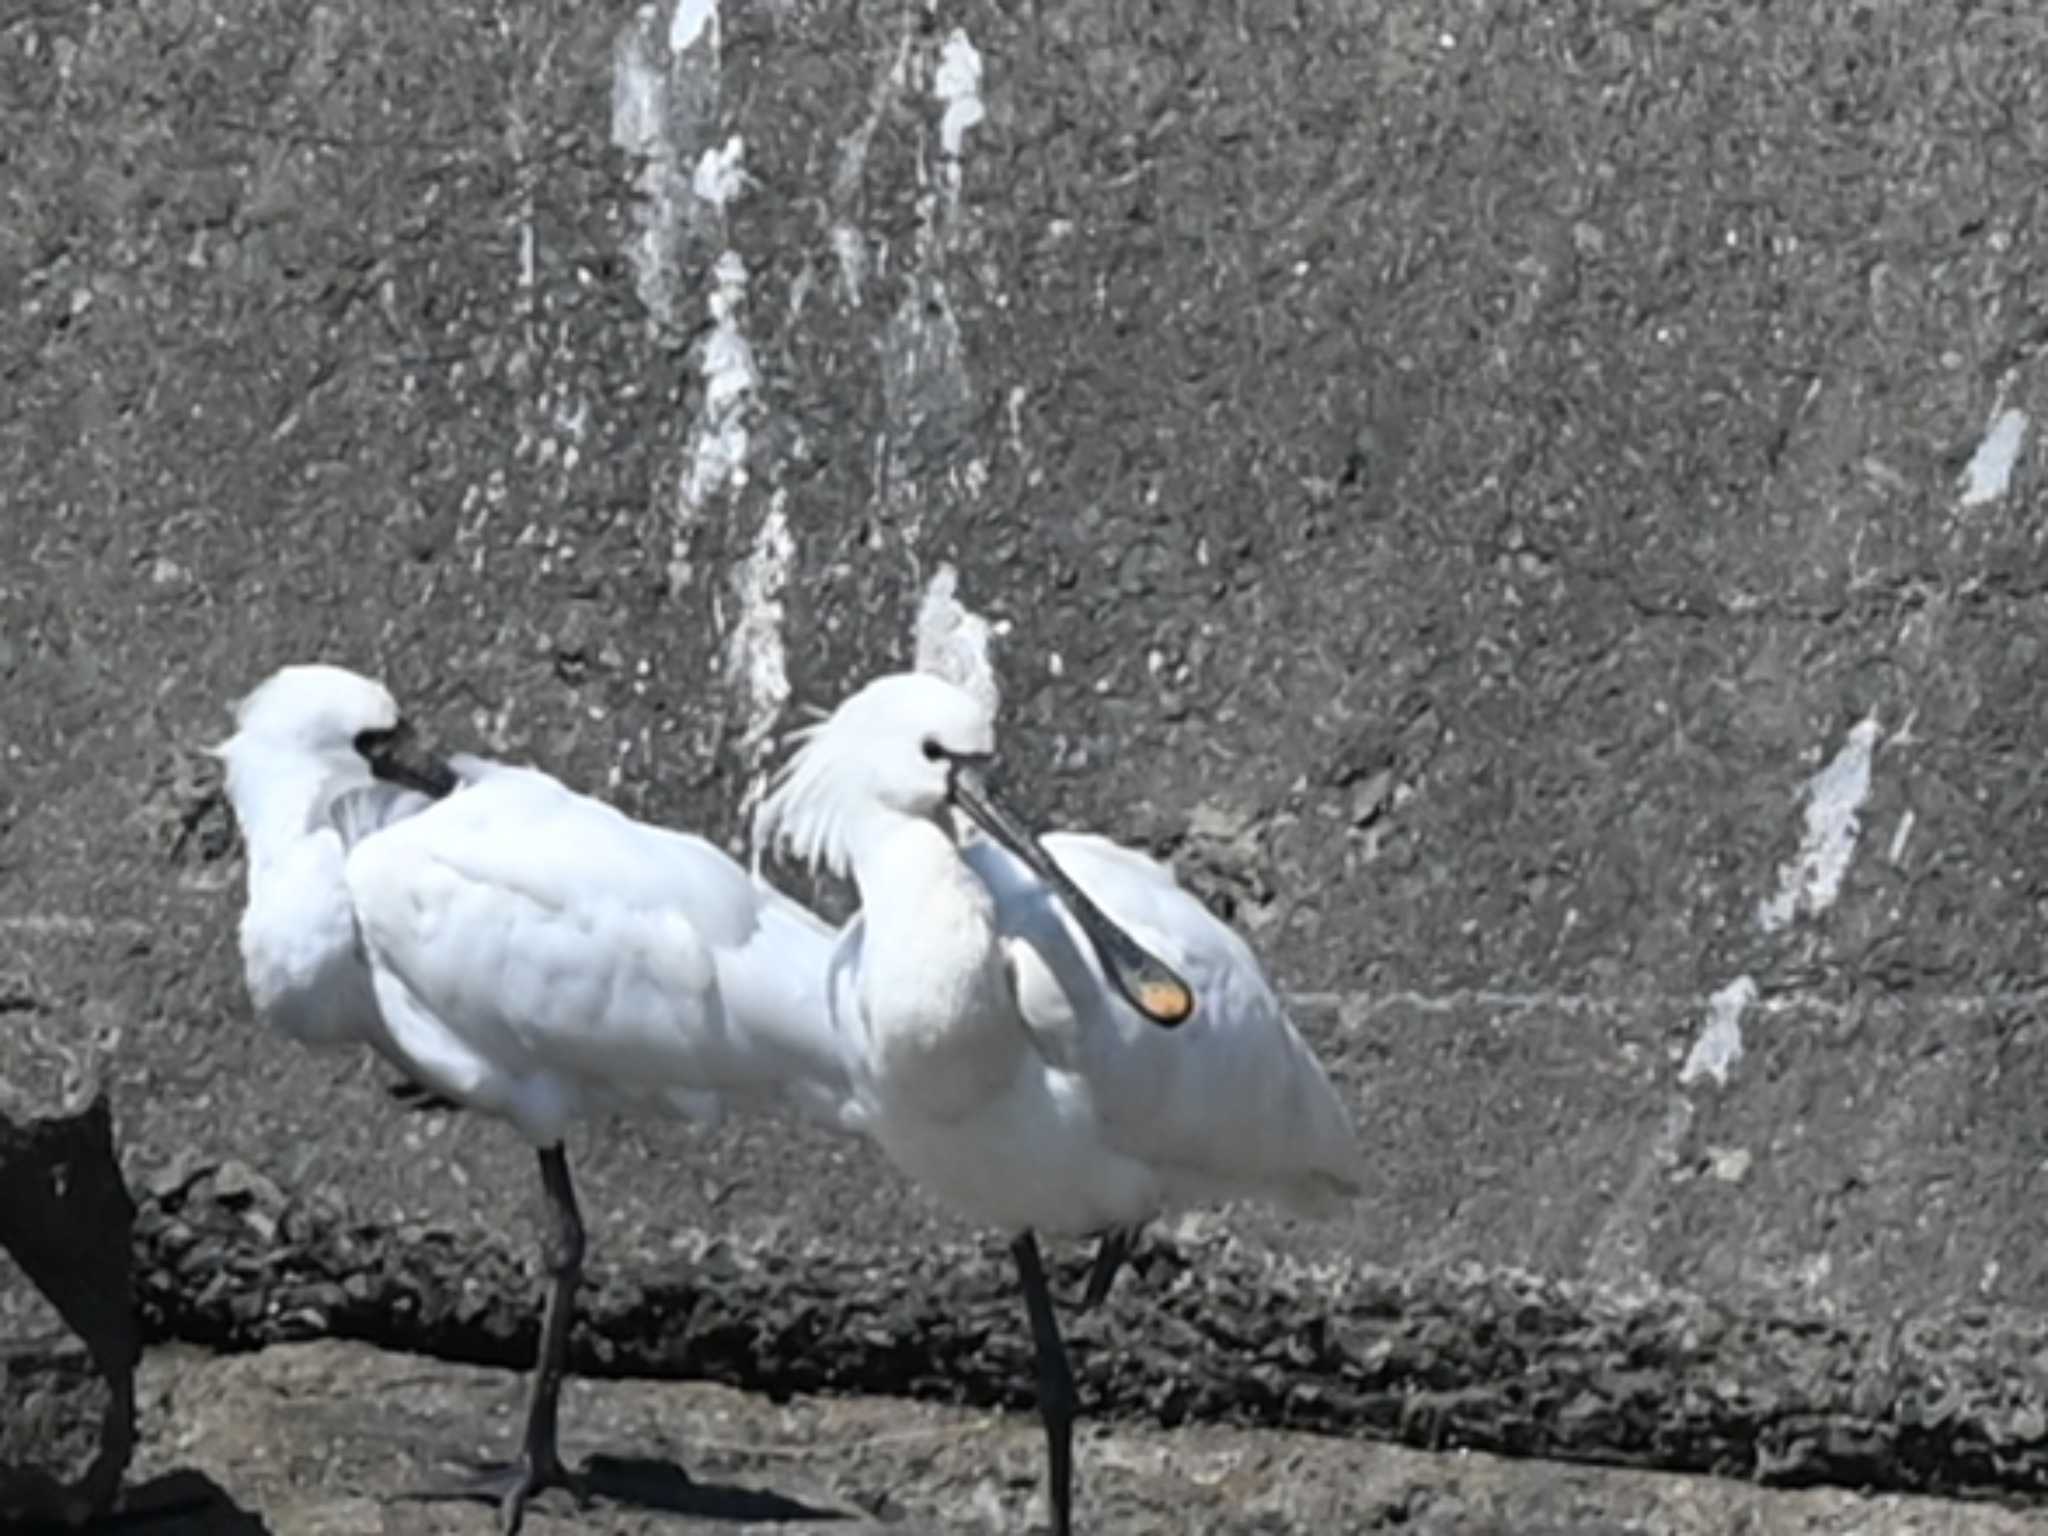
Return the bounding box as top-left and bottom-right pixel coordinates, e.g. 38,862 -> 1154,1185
6,0 -> 2048,1508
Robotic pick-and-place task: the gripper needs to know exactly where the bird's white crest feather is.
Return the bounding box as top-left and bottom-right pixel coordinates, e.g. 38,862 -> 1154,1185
753,671 -> 995,884
752,715 -> 860,882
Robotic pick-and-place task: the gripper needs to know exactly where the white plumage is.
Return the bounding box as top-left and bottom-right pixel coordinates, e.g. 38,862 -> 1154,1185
219,666 -> 850,1140
755,669 -> 1362,1536
345,759 -> 851,1143
812,829 -> 1362,1240
220,664 -> 445,1065
955,831 -> 1362,1222
216,663 -> 849,1533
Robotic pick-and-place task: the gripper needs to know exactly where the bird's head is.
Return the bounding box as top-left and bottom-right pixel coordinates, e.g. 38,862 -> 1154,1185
755,670 -> 1196,1028
215,664 -> 454,801
753,672 -> 996,881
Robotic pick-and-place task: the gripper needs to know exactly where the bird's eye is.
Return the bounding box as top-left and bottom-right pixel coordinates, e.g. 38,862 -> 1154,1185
354,727 -> 396,756
921,737 -> 946,763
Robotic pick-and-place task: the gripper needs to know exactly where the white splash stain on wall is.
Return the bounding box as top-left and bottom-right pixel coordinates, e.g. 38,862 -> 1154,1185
610,0 -> 749,593
1887,807 -> 1916,866
692,133 -> 746,206
913,563 -> 1007,718
1959,407 -> 2028,508
675,51 -> 765,581
828,20 -> 913,308
669,0 -> 716,52
726,491 -> 796,784
679,229 -> 758,524
932,28 -> 985,204
654,14 -> 782,765
875,27 -> 990,547
610,0 -> 794,762
609,9 -> 699,333
518,211 -> 538,299
610,0 -> 767,591
829,225 -> 869,308
1680,975 -> 1759,1087
1757,717 -> 1880,933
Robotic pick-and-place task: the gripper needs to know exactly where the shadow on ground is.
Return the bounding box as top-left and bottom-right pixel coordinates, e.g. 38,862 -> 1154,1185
580,1454 -> 847,1523
402,1452 -> 850,1526
87,1470 -> 270,1534
121,1340 -> 2043,1536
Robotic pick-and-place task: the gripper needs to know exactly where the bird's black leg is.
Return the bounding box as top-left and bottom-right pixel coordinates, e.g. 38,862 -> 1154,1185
1011,1231 -> 1077,1536
400,1143 -> 589,1534
512,1143 -> 586,1512
1079,1225 -> 1139,1312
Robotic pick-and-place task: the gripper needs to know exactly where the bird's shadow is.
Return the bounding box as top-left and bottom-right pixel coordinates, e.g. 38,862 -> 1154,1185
578,1453 -> 850,1523
63,1470 -> 274,1533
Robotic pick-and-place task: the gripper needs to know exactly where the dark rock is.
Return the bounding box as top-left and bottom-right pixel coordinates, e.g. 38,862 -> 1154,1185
204,1158 -> 286,1214
0,1341 -> 117,1528
128,1174 -> 2048,1502
0,1092 -> 139,1525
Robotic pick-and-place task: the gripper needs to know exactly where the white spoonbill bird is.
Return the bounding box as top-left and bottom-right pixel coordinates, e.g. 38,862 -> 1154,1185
217,664 -> 852,1533
755,671 -> 1364,1536
218,664 -> 466,1074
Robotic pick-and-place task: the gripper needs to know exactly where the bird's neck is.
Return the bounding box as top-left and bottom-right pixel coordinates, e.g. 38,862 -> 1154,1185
848,811 -> 1020,1115
222,747 -> 344,869
849,811 -> 994,959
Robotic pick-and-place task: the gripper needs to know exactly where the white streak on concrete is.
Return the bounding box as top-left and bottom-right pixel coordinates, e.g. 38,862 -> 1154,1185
928,29 -> 985,238
914,563 -> 1006,718
1959,408 -> 2027,508
1707,1145 -> 1753,1183
518,201 -> 537,298
1680,975 -> 1757,1087
1756,717 -> 1879,933
1888,807 -> 1916,866
664,124 -> 756,589
829,224 -> 869,308
872,27 -> 986,543
669,0 -> 716,53
934,29 -> 985,163
610,0 -> 725,337
725,491 -> 795,772
680,247 -> 757,519
828,21 -> 913,309
692,134 -> 747,207
610,20 -> 683,332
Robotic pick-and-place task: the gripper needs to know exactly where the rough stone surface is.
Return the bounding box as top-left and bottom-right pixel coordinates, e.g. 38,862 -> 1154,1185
6,0 -> 2048,1510
0,1342 -> 119,1528
122,1340 -> 2045,1535
0,1093 -> 140,1523
132,1169 -> 2048,1503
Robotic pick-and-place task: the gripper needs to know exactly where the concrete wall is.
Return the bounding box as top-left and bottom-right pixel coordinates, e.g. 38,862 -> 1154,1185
7,0 -> 2048,1492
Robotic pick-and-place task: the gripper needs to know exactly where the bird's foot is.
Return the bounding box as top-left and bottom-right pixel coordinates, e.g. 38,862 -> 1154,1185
401,1449 -> 587,1534
386,1078 -> 463,1113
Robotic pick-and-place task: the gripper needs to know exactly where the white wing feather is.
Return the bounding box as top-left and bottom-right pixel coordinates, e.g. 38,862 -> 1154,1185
239,826 -> 384,1051
242,758 -> 492,1061
343,766 -> 851,1145
963,831 -> 1364,1217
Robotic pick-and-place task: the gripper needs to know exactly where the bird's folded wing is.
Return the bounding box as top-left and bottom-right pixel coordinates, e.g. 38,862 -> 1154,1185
977,833 -> 1366,1210
324,781 -> 436,852
341,771 -> 743,1097
321,748 -> 505,852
